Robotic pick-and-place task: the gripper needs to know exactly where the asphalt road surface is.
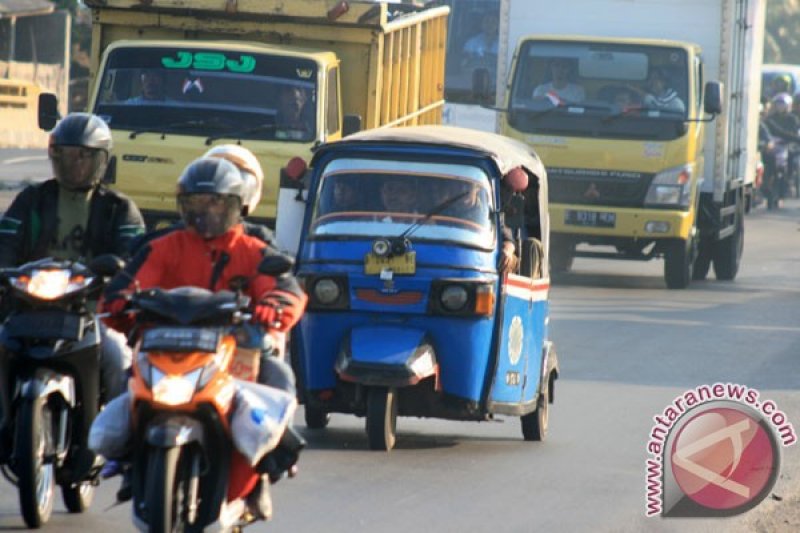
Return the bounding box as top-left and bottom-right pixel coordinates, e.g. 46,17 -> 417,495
0,148 -> 798,532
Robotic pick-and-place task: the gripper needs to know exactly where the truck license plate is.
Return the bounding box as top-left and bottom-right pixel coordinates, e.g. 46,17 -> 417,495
564,210 -> 616,228
364,252 -> 416,275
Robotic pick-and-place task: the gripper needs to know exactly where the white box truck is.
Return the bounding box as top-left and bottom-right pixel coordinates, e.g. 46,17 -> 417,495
442,0 -> 766,288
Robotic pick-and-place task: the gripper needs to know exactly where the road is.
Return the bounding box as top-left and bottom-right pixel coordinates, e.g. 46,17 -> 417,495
0,148 -> 798,532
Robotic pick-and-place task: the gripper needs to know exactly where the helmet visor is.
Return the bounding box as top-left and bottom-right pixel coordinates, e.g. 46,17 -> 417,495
49,145 -> 107,190
177,193 -> 241,238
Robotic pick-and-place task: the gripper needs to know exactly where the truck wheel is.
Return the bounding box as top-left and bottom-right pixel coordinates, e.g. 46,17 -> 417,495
550,241 -> 575,274
366,387 -> 397,451
713,203 -> 744,281
664,238 -> 692,289
692,240 -> 713,281
521,378 -> 549,441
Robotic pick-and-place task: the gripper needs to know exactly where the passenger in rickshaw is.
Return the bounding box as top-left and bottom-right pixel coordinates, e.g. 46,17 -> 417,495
331,177 -> 361,212
428,177 -> 518,274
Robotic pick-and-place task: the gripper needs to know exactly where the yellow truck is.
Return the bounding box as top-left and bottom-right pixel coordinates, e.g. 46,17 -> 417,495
496,0 -> 765,289
51,0 -> 448,230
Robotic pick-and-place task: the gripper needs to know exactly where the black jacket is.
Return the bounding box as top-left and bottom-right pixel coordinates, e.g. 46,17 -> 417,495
0,179 -> 145,268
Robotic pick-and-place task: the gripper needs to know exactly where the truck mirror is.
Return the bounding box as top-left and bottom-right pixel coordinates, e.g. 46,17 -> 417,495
38,93 -> 60,131
704,81 -> 723,115
103,155 -> 117,184
343,114 -> 362,136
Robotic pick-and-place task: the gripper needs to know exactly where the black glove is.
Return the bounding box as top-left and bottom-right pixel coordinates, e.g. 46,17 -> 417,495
255,426 -> 306,484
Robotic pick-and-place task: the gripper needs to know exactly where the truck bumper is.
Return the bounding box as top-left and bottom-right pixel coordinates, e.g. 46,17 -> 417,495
550,204 -> 694,240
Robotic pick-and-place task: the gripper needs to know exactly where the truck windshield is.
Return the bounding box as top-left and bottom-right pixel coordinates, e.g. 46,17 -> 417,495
508,41 -> 690,141
92,46 -> 317,142
309,159 -> 495,249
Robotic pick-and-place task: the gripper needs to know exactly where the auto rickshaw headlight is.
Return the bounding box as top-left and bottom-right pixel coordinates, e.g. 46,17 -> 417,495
440,285 -> 469,311
313,278 -> 342,305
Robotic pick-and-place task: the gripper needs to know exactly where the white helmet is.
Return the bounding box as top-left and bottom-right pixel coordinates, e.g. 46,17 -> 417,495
203,144 -> 264,216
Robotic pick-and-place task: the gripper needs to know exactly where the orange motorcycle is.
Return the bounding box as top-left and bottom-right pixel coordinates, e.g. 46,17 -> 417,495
117,280 -> 301,532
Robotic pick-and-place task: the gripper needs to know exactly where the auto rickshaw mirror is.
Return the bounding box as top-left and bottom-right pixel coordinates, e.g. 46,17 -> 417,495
343,114 -> 362,136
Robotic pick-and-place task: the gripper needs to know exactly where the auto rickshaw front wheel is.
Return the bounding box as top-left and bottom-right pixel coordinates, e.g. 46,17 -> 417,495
521,380 -> 549,441
304,406 -> 330,429
366,387 -> 398,451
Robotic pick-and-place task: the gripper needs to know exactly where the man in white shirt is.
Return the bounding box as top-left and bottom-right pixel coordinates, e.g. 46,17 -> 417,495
533,58 -> 586,104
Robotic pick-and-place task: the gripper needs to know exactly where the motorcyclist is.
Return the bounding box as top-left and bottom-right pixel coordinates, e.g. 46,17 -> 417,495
765,93 -> 800,200
101,156 -> 307,516
0,112 -> 145,462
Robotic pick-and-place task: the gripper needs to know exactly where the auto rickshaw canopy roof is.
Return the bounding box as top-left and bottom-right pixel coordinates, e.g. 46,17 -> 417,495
316,125 -> 547,188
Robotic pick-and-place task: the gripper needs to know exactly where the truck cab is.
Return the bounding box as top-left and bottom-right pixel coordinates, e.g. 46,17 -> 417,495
90,40 -> 341,228
72,0 -> 448,233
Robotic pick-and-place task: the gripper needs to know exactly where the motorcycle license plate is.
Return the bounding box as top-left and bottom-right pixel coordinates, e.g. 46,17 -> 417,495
364,252 -> 416,275
564,210 -> 616,228
5,311 -> 83,341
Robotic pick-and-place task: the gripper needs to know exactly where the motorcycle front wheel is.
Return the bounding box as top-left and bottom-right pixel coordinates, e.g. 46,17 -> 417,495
145,446 -> 186,533
16,398 -> 55,528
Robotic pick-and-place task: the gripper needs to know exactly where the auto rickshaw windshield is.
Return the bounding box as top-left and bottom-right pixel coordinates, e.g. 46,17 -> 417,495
309,159 -> 495,248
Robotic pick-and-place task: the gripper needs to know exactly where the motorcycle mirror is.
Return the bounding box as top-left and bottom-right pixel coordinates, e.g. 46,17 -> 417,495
258,253 -> 294,277
89,254 -> 126,277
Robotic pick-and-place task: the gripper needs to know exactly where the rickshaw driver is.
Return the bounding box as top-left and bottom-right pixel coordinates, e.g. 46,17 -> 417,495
380,177 -> 419,215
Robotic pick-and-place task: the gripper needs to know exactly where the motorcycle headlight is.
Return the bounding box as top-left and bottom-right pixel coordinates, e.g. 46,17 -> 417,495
151,367 -> 203,406
645,165 -> 694,207
11,269 -> 94,300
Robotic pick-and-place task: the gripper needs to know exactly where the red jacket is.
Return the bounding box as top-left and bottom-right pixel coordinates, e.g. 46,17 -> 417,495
103,224 -> 306,332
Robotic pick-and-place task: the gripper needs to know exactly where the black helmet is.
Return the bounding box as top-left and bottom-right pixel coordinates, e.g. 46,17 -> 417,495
48,113 -> 113,191
176,157 -> 246,239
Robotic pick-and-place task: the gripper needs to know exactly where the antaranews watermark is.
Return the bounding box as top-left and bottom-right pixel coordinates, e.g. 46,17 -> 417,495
645,383 -> 796,518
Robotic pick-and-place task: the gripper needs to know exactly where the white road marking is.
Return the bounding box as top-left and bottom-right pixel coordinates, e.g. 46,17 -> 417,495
1,156 -> 48,165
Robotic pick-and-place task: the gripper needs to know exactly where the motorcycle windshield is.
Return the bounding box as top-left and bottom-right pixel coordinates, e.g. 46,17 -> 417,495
309,159 -> 495,249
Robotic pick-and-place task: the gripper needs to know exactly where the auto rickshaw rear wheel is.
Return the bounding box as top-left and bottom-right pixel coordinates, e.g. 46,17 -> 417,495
366,387 -> 398,451
304,406 -> 330,429
521,379 -> 549,441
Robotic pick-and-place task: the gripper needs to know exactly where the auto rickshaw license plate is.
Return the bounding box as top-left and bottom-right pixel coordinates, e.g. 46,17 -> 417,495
364,252 -> 416,275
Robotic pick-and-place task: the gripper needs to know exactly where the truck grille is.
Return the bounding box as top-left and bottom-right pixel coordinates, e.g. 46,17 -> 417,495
546,167 -> 655,207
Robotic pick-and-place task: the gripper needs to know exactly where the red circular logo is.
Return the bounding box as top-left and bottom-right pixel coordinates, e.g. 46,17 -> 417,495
670,407 -> 777,511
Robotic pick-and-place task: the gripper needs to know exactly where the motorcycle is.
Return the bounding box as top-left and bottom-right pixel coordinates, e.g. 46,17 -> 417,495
0,255 -> 119,528
106,255 -> 302,532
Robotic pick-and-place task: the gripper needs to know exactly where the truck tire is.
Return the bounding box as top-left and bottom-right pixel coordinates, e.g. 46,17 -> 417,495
713,202 -> 744,281
692,240 -> 713,281
664,238 -> 693,289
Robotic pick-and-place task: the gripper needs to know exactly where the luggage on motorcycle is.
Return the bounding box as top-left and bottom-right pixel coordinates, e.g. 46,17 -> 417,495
88,392 -> 132,459
230,380 -> 296,466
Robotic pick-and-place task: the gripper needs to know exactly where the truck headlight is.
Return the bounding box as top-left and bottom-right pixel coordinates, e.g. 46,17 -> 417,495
645,165 -> 693,207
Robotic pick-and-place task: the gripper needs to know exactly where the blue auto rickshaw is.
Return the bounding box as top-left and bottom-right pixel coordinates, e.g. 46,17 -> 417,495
284,126 -> 559,450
